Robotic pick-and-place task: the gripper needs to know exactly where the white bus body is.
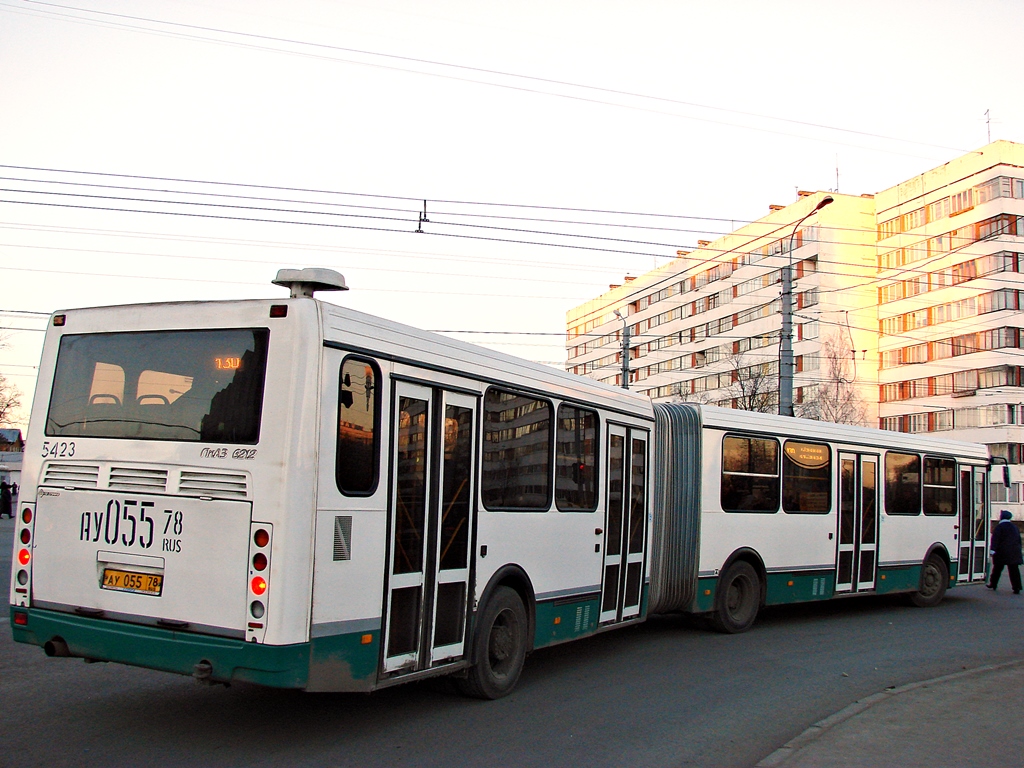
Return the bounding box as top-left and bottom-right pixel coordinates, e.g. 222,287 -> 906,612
10,270 -> 991,696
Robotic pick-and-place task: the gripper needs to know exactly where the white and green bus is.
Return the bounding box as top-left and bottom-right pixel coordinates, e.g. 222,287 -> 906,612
10,269 -> 992,698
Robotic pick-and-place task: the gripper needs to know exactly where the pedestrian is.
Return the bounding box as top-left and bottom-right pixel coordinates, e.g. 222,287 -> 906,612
0,481 -> 10,520
988,509 -> 1022,594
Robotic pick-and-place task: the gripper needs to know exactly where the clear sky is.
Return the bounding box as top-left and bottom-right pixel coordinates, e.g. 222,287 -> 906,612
2,0 -> 1022,429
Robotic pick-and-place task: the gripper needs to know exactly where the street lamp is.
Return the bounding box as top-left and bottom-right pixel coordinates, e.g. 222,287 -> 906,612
613,309 -> 630,390
779,195 -> 833,417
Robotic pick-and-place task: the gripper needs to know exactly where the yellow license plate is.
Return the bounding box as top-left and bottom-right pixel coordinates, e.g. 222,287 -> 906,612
101,568 -> 163,596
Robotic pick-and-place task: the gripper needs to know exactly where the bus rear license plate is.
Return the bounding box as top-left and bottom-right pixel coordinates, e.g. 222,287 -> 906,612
101,568 -> 163,596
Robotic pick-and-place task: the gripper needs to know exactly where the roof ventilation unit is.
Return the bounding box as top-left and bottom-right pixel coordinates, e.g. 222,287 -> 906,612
272,268 -> 349,298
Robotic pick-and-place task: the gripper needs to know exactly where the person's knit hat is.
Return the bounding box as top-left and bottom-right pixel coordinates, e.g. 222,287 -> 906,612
1000,509 -> 1013,520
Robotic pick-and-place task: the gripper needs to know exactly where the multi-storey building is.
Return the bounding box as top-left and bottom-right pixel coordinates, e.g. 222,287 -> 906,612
567,139 -> 1024,519
566,191 -> 879,419
875,140 -> 1024,516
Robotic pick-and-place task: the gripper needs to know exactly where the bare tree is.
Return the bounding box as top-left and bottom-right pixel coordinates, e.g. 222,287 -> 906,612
796,332 -> 867,426
728,355 -> 779,414
0,334 -> 23,426
679,351 -> 779,413
0,373 -> 21,426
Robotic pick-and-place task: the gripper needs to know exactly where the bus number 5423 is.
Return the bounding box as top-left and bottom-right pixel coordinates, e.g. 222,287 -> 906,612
41,441 -> 75,458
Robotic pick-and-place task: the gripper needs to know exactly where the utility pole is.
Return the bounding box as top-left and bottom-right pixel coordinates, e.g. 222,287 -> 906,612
614,309 -> 630,390
779,195 -> 834,417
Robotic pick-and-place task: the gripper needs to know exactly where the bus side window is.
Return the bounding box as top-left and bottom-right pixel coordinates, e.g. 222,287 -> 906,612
555,404 -> 598,512
923,457 -> 957,516
721,435 -> 779,513
482,388 -> 552,511
884,452 -> 921,515
782,441 -> 831,514
336,357 -> 381,496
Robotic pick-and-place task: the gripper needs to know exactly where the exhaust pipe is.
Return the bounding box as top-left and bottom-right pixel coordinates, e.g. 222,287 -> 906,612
193,660 -> 214,683
43,637 -> 72,657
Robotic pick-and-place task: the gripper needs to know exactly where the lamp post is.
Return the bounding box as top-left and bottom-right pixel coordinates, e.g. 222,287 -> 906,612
613,309 -> 630,390
779,195 -> 834,417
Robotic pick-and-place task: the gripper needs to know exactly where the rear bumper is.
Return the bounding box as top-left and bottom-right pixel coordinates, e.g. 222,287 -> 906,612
10,606 -> 310,688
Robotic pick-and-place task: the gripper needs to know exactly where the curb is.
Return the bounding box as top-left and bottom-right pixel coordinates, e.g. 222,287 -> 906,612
754,659 -> 1024,768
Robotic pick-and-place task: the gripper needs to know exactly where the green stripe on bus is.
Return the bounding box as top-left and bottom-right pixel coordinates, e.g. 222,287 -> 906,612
764,572 -> 835,604
534,597 -> 600,647
874,564 -> 922,594
694,577 -> 716,613
11,607 -> 310,689
308,630 -> 379,690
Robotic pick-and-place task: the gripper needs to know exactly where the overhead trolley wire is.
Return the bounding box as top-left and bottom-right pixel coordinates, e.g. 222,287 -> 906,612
0,172 -> 743,235
0,163 -> 752,225
10,1 -> 971,156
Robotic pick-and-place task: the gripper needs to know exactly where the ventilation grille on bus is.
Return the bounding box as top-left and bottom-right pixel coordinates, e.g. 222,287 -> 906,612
334,516 -> 352,561
42,462 -> 100,488
178,471 -> 249,499
108,466 -> 169,493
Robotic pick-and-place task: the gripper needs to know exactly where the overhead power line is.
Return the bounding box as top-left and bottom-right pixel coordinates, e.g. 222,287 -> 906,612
9,1 -> 970,157
0,166 -> 750,227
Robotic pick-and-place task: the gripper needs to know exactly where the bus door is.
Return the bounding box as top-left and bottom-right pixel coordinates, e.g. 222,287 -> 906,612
599,425 -> 649,624
835,453 -> 879,594
957,467 -> 988,583
382,382 -> 476,674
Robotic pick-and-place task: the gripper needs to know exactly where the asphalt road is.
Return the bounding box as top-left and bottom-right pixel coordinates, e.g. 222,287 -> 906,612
2,515 -> 1022,768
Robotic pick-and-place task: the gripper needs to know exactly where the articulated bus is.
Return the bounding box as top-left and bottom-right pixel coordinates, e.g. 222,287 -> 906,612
10,269 -> 991,698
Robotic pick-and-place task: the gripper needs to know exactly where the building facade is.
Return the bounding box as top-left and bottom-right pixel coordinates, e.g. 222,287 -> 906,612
875,141 -> 1024,517
566,191 -> 879,420
566,140 -> 1024,520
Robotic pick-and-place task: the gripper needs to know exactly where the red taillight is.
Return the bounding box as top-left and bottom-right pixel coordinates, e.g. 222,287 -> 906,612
18,549 -> 30,566
13,612 -> 27,626
269,305 -> 288,318
253,529 -> 270,548
252,552 -> 267,571
21,508 -> 31,524
20,529 -> 30,545
250,576 -> 267,595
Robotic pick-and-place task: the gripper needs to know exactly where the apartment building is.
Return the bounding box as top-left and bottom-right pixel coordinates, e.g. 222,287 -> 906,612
566,191 -> 879,418
875,141 -> 1024,515
567,140 -> 1024,517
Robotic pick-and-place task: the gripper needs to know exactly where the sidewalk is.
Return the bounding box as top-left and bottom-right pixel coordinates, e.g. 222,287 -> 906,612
756,660 -> 1024,768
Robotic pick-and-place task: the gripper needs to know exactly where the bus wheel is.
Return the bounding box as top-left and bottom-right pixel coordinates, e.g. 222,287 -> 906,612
457,586 -> 528,699
910,555 -> 948,608
711,561 -> 760,634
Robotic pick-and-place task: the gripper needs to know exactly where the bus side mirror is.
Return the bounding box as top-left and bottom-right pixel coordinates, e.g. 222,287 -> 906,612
340,390 -> 354,409
1004,465 -> 1010,488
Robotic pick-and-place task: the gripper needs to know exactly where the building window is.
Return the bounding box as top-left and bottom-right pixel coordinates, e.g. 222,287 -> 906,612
878,217 -> 900,240
928,198 -> 950,222
950,188 -> 974,216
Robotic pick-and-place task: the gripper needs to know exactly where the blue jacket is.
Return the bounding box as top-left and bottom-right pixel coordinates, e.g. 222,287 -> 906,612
991,520 -> 1023,565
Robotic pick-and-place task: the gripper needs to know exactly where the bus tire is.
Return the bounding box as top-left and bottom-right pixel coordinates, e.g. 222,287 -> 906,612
457,586 -> 528,700
711,561 -> 760,634
910,554 -> 948,608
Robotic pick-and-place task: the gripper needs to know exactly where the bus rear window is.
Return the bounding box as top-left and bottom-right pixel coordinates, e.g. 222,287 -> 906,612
46,329 -> 269,443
